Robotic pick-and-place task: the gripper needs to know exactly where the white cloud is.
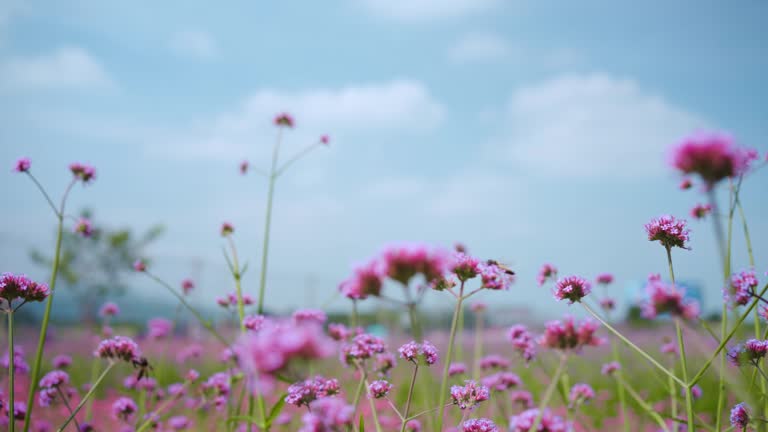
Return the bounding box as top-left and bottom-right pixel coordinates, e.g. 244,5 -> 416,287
498,74 -> 705,178
358,0 -> 499,21
153,80 -> 445,160
168,30 -> 217,60
448,32 -> 509,63
0,46 -> 113,91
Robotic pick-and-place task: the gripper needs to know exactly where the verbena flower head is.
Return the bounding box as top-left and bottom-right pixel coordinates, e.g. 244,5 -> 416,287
461,418 -> 499,432
727,339 -> 768,366
339,259 -> 384,300
595,273 -> 614,285
2,346 -> 30,374
537,263 -> 558,286
243,314 -> 266,332
320,134 -> 330,145
510,390 -> 533,408
679,178 -> 692,190
99,302 -> 120,318
554,275 -> 591,304
274,112 -> 295,128
642,274 -> 700,320
132,259 -> 146,272
510,409 -> 568,432
168,416 -> 192,430
689,384 -> 703,400
52,354 -> 72,369
327,323 -> 350,341
690,203 -> 712,220
14,157 -> 31,172
147,318 -> 173,339
481,372 -> 520,392
37,370 -> 70,407
367,380 -> 392,399
397,341 -> 438,365
479,354 -> 510,371
405,420 -> 422,432
0,273 -> 50,306
299,397 -> 353,432
449,362 -> 467,376
69,162 -> 96,183
74,218 -> 93,237
285,376 -> 341,407
239,160 -> 249,175
730,402 -> 750,429
480,262 -> 514,290
450,380 -> 490,410
380,243 -> 449,286
220,222 -> 234,237
342,333 -> 387,365
725,270 -> 759,307
95,336 -> 141,363
374,352 -> 397,376
539,316 -> 605,351
601,361 -> 621,376
568,383 -> 595,407
112,397 -> 138,422
671,132 -> 753,185
508,324 -> 536,363
181,278 -> 194,295
645,215 -> 690,250
293,308 -> 327,325
450,253 -> 482,281
660,340 -> 678,356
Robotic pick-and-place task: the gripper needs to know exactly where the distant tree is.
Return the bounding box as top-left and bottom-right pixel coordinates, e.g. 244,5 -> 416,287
29,208 -> 164,321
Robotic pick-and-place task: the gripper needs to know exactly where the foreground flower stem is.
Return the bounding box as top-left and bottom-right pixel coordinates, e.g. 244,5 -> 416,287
581,302 -> 685,386
617,375 -> 670,432
24,178 -> 75,432
400,364 -> 419,432
8,308 -> 15,432
257,129 -> 282,315
530,354 -> 568,431
56,387 -> 81,432
434,280 -> 465,431
56,362 -> 115,432
675,319 -> 694,432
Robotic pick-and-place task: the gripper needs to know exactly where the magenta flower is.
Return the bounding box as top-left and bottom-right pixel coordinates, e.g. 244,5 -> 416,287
595,273 -> 614,285
368,380 -> 392,399
671,132 -> 753,185
299,397 -> 353,432
451,253 -> 482,281
725,270 -> 759,307
678,178 -> 693,190
539,316 -> 605,351
690,203 -> 712,220
730,403 -> 750,429
99,302 -> 120,318
461,418 -> 499,432
181,279 -> 195,295
112,397 -> 138,422
147,318 -> 173,339
374,352 -> 397,376
380,243 -> 449,286
14,157 -> 31,172
52,355 -> 72,369
537,263 -> 558,286
727,339 -> 768,366
449,362 -> 467,376
132,259 -> 146,272
642,274 -> 700,320
220,222 -> 234,237
2,346 -> 30,374
405,419 -> 422,432
660,341 -> 678,356
554,275 -> 591,304
398,341 -> 438,366
510,390 -> 533,408
481,372 -> 521,392
320,135 -> 330,145
568,383 -> 595,407
168,416 -> 192,430
0,273 -> 50,306
645,215 -> 690,250
507,324 -> 536,363
510,408 -> 568,432
274,112 -> 295,128
327,323 -> 350,341
480,262 -> 514,290
293,308 -> 327,324
243,314 -> 266,332
239,160 -> 249,175
342,333 -> 387,365
285,376 -> 341,407
339,259 -> 384,300
69,162 -> 96,183
690,384 -> 703,400
450,380 -> 490,410
601,361 -> 621,376
37,370 -> 70,407
479,354 -> 510,371
73,218 -> 93,237
470,302 -> 487,313
94,336 -> 141,363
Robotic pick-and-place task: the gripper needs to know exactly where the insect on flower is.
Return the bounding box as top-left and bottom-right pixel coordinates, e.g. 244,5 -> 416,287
132,356 -> 154,382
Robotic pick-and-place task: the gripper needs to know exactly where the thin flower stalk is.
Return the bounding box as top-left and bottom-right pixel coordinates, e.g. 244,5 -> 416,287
56,362 -> 115,432
257,128 -> 282,315
7,308 -> 16,432
400,364 -> 419,432
435,280 -> 465,431
530,354 -> 568,431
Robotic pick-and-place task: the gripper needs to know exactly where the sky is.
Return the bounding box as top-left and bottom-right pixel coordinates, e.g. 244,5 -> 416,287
1,0 -> 767,320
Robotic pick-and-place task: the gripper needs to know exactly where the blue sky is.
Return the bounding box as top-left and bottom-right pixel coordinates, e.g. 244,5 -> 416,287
1,0 -> 766,318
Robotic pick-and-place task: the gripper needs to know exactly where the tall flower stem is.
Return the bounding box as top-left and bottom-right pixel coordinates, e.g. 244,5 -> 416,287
581,302 -> 684,386
24,178 -> 76,432
530,354 -> 568,431
617,375 -> 670,432
56,362 -> 115,432
7,308 -> 15,432
675,319 -> 694,432
434,281 -> 465,431
257,129 -> 282,315
708,186 -> 730,431
400,364 -> 419,432
364,378 -> 383,432
56,387 -> 81,432
227,238 -> 246,332
668,362 -> 677,432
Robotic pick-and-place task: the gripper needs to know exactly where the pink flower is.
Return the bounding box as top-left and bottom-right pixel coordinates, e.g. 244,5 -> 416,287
449,362 -> 467,376
327,323 -> 350,341
285,376 -> 341,407
568,383 -> 595,406
243,314 -> 266,332
112,397 -> 138,422
600,298 -> 615,311
274,113 -> 295,128
320,135 -> 330,145
451,253 -> 482,281
299,397 -> 354,432
133,259 -> 146,272
147,318 -> 173,339
595,273 -> 614,285
339,259 -> 384,300
510,409 -> 568,432
480,262 -> 514,290
168,416 -> 192,430
397,341 -> 438,365
479,354 -> 510,371
176,344 -> 203,364
220,222 -> 234,237
94,336 -> 141,363
730,403 -> 750,429
2,346 -> 29,374
725,270 -> 759,307
539,316 -> 605,351
537,263 -> 558,286
405,420 -> 422,432
450,380 -> 490,410
690,203 -> 712,220
510,390 -> 533,408
0,273 -> 50,305
678,178 -> 692,190
645,215 -> 690,250
368,380 -> 392,399
37,370 -> 70,407
642,274 -> 700,320
380,243 -> 449,286
728,339 -> 768,366
481,372 -> 521,392
69,162 -> 96,183
374,352 -> 397,376
73,218 -> 93,237
341,333 -> 387,365
181,279 -> 195,295
293,308 -> 327,324
239,160 -> 249,175
660,341 -> 678,356
52,355 -> 72,369
601,361 -> 621,376
99,302 -> 120,318
671,132 -> 753,185
461,418 -> 499,432
554,275 -> 591,304
14,157 -> 31,172
508,324 -> 536,363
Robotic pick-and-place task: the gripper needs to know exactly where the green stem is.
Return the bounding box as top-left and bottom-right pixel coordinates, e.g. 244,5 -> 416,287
675,319 -> 694,432
351,370 -> 366,416
618,375 -> 670,432
56,362 -> 115,432
257,129 -> 282,315
530,354 -> 568,431
611,341 -> 629,432
8,308 -> 15,432
581,302 -> 684,386
84,356 -> 101,421
435,281 -> 465,431
669,365 -> 677,432
56,387 -> 81,432
274,143 -> 320,178
708,187 -> 730,431
227,237 -> 246,332
400,364 -> 419,432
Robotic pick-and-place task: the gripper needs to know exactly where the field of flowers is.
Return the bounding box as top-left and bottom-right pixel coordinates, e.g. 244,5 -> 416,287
2,116 -> 767,432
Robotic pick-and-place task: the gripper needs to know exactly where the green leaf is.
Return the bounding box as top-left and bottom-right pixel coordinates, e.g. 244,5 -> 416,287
265,394 -> 287,427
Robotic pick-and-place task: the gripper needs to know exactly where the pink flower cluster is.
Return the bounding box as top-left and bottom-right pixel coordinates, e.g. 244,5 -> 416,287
671,132 -> 754,185
69,162 -> 97,183
726,270 -> 759,307
37,370 -> 70,407
727,339 -> 768,366
147,318 -> 173,339
94,336 -> 141,363
299,397 -> 354,432
479,354 -> 510,371
450,380 -> 490,410
481,372 -> 521,392
508,324 -> 536,363
730,403 -> 750,429
398,340 -> 438,365
292,308 -> 327,324
367,379 -> 392,399
568,383 -> 595,406
285,376 -> 341,407
553,275 -> 591,304
0,273 -> 50,305
537,263 -> 558,286
510,408 -> 569,432
595,273 -> 614,285
641,274 -> 700,320
461,418 -> 499,432
14,157 -> 31,172
539,316 -> 604,351
690,203 -> 712,220
645,215 -> 690,250
341,333 -> 387,365
338,260 -> 384,300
